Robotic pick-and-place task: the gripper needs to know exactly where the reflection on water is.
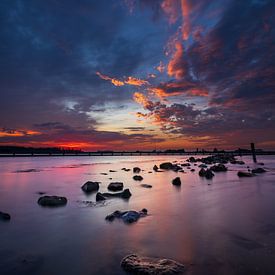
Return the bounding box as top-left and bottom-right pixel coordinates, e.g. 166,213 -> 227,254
1,155 -> 275,275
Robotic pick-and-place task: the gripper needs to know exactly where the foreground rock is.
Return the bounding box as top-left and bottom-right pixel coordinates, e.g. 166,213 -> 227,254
96,189 -> 132,201
237,171 -> 254,177
210,164 -> 227,172
199,168 -> 215,179
252,168 -> 266,174
121,254 -> 185,274
37,196 -> 67,207
133,167 -> 141,173
159,162 -> 174,170
81,181 -> 100,193
107,182 -> 124,191
0,211 -> 11,221
141,184 -> 152,188
172,177 -> 181,186
106,209 -> 147,223
153,165 -> 158,171
133,175 -> 143,181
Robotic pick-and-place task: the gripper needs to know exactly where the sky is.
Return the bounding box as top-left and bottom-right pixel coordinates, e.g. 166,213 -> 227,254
0,0 -> 274,151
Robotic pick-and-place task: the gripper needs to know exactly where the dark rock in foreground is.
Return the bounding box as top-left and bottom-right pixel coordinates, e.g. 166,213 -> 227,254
133,167 -> 141,173
107,182 -> 124,191
251,168 -> 266,174
133,175 -> 143,181
106,209 -> 147,223
96,189 -> 132,201
141,184 -> 152,188
121,254 -> 185,274
210,164 -> 227,172
81,181 -> 100,193
0,211 -> 11,221
172,177 -> 181,186
37,196 -> 67,207
237,171 -> 254,177
159,162 -> 174,170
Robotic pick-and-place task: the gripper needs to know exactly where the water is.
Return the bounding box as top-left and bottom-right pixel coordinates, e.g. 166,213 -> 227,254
1,155 -> 275,275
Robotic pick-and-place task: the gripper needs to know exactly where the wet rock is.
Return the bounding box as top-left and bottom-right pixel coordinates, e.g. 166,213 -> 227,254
172,165 -> 182,172
141,184 -> 152,188
37,196 -> 67,207
100,173 -> 108,175
97,189 -> 132,201
106,209 -> 147,223
121,254 -> 185,274
181,163 -> 191,167
199,168 -> 214,179
172,177 -> 181,186
252,168 -> 266,173
109,170 -> 117,173
191,169 -> 195,172
108,182 -> 124,191
199,168 -> 206,177
187,156 -> 196,162
0,211 -> 11,221
237,171 -> 254,177
198,164 -> 207,168
81,181 -> 100,193
122,168 -> 131,172
133,167 -> 141,173
133,175 -> 143,181
159,162 -> 174,170
153,165 -> 158,171
210,164 -> 227,172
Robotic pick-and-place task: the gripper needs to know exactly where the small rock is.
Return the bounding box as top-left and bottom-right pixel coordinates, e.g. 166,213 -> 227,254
210,164 -> 227,172
133,167 -> 141,173
106,209 -> 148,223
0,211 -> 11,221
172,177 -> 181,186
121,254 -> 185,274
133,175 -> 143,181
237,171 -> 254,177
153,165 -> 158,171
198,164 -> 207,168
109,170 -> 116,173
98,189 -> 132,200
159,162 -> 174,170
81,181 -> 100,193
199,168 -> 214,179
181,163 -> 191,167
100,173 -> 108,175
252,168 -> 266,174
108,182 -> 124,191
37,196 -> 67,207
141,184 -> 152,188
191,169 -> 195,172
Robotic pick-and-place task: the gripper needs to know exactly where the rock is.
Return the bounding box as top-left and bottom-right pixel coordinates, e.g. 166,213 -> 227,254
96,192 -> 106,201
210,164 -> 227,172
198,164 -> 207,168
0,211 -> 11,221
133,175 -> 143,181
122,168 -> 131,172
109,170 -> 116,173
107,182 -> 124,191
121,254 -> 185,274
191,169 -> 195,172
153,165 -> 158,171
172,165 -> 182,172
100,173 -> 108,175
148,171 -> 153,173
159,162 -> 174,170
106,209 -> 147,223
133,167 -> 141,173
99,188 -> 132,200
36,191 -> 46,195
37,196 -> 67,207
172,177 -> 181,186
199,168 -> 214,179
252,168 -> 266,173
199,168 -> 206,177
237,171 -> 254,177
187,156 -> 196,162
181,163 -> 191,167
141,184 -> 152,188
81,181 -> 100,193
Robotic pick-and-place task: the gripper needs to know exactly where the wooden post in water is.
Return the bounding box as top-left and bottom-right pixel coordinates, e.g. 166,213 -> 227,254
250,142 -> 257,163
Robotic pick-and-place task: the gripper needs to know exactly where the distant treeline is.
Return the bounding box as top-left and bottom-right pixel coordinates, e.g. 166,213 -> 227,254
0,146 -> 83,154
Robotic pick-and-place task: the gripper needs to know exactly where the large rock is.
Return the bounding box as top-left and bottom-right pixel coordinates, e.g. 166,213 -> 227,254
106,209 -> 147,223
0,211 -> 11,221
133,175 -> 143,181
252,168 -> 266,173
159,162 -> 174,170
107,182 -> 124,191
237,171 -> 254,177
172,177 -> 181,186
210,164 -> 227,172
37,196 -> 67,207
121,254 -> 185,274
96,189 -> 132,201
81,181 -> 100,193
133,167 -> 141,173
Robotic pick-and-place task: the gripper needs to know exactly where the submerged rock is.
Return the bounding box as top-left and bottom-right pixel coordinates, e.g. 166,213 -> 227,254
121,254 -> 185,274
251,168 -> 266,174
37,196 -> 67,207
81,181 -> 100,193
133,175 -> 143,181
0,211 -> 11,221
96,189 -> 132,201
107,182 -> 124,191
237,171 -> 254,177
141,184 -> 152,188
172,177 -> 181,186
106,209 -> 147,223
210,164 -> 228,172
133,167 -> 141,173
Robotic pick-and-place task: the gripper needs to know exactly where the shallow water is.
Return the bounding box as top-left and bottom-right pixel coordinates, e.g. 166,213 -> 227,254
1,155 -> 275,275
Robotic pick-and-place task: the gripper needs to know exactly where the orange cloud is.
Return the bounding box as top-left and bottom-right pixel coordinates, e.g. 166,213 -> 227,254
133,92 -> 151,109
181,0 -> 190,40
0,129 -> 41,137
125,76 -> 149,86
96,72 -> 125,86
161,0 -> 180,24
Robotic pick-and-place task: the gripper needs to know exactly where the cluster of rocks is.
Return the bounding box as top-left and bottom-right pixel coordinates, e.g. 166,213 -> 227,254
105,209 -> 148,223
199,168 -> 215,179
